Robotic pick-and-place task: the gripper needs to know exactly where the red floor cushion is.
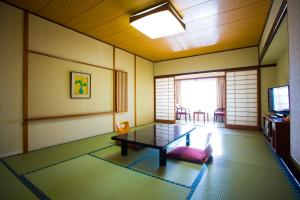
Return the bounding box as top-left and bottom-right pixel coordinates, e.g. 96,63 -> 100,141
167,145 -> 212,164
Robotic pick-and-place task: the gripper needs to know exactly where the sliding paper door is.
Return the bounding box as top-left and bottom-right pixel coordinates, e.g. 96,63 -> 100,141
226,69 -> 258,128
155,77 -> 175,123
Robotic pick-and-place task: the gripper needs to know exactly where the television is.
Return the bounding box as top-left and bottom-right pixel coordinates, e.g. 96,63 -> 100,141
268,85 -> 289,116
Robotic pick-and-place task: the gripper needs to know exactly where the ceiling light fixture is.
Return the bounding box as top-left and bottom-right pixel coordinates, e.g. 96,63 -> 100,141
129,2 -> 185,39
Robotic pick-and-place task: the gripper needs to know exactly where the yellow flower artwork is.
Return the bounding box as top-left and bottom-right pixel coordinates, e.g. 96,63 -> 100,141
74,76 -> 88,95
70,71 -> 91,99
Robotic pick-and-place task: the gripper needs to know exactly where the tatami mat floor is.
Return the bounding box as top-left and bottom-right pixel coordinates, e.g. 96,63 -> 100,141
0,123 -> 299,200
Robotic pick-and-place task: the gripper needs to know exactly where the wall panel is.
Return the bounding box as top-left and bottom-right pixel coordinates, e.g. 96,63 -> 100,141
136,57 -> 154,126
28,53 -> 113,118
288,0 -> 300,164
154,47 -> 258,76
115,48 -> 135,127
0,2 -> 23,157
26,13 -> 116,150
259,0 -> 284,54
28,115 -> 113,151
28,14 -> 113,69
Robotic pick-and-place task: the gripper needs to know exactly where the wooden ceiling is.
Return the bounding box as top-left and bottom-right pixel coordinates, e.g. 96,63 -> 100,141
3,0 -> 272,62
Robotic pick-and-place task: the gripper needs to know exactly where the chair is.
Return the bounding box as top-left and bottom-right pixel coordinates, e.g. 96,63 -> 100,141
116,121 -> 130,134
115,121 -> 142,150
214,108 -> 226,123
176,104 -> 191,122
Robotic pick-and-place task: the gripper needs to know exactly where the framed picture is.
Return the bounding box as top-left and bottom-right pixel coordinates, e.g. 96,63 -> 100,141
70,71 -> 91,99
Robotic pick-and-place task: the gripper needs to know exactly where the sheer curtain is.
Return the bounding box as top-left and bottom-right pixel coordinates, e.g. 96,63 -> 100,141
175,81 -> 181,105
216,77 -> 226,109
179,78 -> 217,118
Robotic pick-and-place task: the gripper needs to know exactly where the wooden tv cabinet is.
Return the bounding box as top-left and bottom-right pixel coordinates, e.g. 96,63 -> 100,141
263,115 -> 290,158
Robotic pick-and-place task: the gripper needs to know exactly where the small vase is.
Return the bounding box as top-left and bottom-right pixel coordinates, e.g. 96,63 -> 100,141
79,86 -> 83,94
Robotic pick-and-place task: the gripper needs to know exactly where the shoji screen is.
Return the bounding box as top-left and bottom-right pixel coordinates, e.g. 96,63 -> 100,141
155,77 -> 175,123
226,69 -> 258,128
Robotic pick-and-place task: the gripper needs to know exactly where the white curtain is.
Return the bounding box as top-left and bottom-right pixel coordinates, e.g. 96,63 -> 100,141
216,77 -> 226,109
175,81 -> 181,105
180,78 -> 217,118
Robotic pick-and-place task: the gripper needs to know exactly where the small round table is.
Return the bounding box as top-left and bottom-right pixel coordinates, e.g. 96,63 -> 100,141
193,111 -> 209,124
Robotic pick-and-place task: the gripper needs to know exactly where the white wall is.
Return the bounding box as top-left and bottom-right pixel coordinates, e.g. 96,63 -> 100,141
259,0 -> 284,54
276,51 -> 289,85
154,47 -> 258,76
260,67 -> 277,126
0,2 -> 154,154
28,14 -> 113,68
115,48 -> 135,127
136,57 -> 154,126
27,14 -> 115,151
0,2 -> 23,158
288,0 -> 300,164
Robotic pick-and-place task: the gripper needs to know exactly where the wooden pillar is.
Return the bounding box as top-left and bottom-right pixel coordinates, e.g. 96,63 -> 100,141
23,12 -> 29,153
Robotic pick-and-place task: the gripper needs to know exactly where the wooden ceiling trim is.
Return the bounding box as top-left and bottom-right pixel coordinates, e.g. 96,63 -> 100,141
86,0 -> 208,37
153,45 -> 258,63
2,0 -> 272,62
258,0 -> 274,49
65,0 -> 126,32
104,12 -> 267,45
66,0 -> 164,33
0,0 -> 154,62
115,19 -> 264,51
100,1 -> 269,50
87,0 -> 269,45
84,0 -> 163,33
82,0 -> 162,33
259,0 -> 287,62
171,0 -> 210,11
126,38 -> 259,58
129,41 -> 258,61
184,13 -> 267,37
93,11 -> 266,51
36,0 -> 53,13
181,0 -> 269,23
137,43 -> 259,61
129,33 -> 260,61
39,0 -> 105,24
2,0 -> 51,12
87,15 -> 130,38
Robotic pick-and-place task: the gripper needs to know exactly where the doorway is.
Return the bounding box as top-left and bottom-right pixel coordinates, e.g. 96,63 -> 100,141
175,72 -> 226,127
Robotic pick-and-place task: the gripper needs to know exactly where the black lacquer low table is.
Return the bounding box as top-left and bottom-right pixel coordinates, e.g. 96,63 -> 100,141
111,124 -> 196,166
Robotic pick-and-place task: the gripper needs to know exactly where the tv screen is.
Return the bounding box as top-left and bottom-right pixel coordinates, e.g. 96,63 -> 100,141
268,86 -> 289,114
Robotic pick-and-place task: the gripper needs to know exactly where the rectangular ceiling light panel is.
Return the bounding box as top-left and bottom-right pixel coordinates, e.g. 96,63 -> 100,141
130,2 -> 185,39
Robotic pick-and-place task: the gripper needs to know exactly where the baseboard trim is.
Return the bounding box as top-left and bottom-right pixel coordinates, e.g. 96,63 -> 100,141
279,157 -> 300,193
284,156 -> 300,185
0,150 -> 23,159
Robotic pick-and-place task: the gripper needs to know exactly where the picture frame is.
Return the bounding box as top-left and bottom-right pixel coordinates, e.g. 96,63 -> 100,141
70,71 -> 91,99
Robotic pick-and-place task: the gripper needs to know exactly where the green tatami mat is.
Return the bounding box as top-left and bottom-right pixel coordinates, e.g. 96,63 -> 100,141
191,158 -> 298,200
91,145 -> 157,166
26,155 -> 189,200
4,132 -> 115,175
0,162 -> 37,200
212,133 -> 279,167
216,128 -> 262,137
132,155 -> 202,187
